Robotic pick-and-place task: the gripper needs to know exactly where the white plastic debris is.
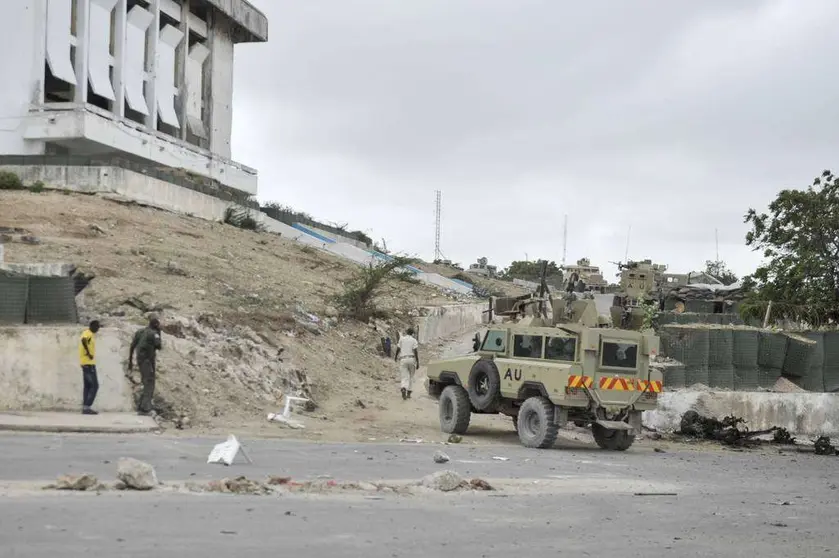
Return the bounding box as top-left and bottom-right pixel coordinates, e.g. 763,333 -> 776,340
492,456 -> 510,461
207,434 -> 253,466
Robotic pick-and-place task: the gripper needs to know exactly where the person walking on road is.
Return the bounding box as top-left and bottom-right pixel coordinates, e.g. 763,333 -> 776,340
394,327 -> 419,400
128,314 -> 163,416
79,320 -> 101,415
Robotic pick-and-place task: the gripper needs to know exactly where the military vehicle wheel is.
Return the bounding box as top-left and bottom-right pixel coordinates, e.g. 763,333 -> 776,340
467,360 -> 501,413
516,397 -> 559,449
592,423 -> 635,451
439,385 -> 471,434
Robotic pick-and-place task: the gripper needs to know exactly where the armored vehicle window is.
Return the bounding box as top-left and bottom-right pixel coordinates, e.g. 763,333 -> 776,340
600,341 -> 638,369
545,336 -> 577,362
481,330 -> 507,352
513,334 -> 543,359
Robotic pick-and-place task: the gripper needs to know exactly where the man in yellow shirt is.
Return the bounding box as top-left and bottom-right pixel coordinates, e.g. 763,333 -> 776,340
79,320 -> 101,415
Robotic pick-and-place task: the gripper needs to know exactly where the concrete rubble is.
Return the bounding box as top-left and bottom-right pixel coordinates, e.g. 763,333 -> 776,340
48,473 -> 100,491
432,450 -> 450,464
116,458 -> 159,490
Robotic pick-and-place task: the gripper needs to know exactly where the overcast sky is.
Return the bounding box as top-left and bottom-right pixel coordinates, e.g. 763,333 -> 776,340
230,0 -> 839,282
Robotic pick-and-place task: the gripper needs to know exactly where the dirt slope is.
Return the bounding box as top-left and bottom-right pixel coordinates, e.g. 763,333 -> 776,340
2,191 -> 498,438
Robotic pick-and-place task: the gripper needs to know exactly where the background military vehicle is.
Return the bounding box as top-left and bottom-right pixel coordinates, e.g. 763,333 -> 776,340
425,261 -> 663,451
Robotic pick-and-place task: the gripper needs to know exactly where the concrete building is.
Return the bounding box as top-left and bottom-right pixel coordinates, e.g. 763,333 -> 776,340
562,257 -> 607,289
0,0 -> 267,202
467,257 -> 498,278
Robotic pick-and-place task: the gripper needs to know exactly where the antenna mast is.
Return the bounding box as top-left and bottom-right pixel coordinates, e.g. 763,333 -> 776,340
624,225 -> 631,262
434,190 -> 442,261
561,214 -> 568,266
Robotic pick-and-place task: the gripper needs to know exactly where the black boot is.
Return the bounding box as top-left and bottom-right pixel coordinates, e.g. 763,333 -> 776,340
406,390 -> 412,399
401,388 -> 407,400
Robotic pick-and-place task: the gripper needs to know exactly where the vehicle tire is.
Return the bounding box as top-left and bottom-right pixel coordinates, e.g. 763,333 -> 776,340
516,397 -> 559,449
467,359 -> 501,413
439,385 -> 471,434
592,423 -> 635,451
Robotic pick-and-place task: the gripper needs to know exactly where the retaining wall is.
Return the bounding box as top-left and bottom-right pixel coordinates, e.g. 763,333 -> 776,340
415,303 -> 488,344
0,326 -> 134,412
643,390 -> 839,436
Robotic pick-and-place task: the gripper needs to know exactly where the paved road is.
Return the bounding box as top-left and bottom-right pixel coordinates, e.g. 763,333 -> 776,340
0,432 -> 836,557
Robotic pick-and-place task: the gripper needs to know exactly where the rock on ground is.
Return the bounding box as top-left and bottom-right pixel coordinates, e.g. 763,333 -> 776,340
52,474 -> 99,491
116,458 -> 159,490
421,470 -> 465,492
433,450 -> 450,464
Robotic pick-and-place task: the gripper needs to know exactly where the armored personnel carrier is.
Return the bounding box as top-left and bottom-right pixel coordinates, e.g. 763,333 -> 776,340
425,262 -> 663,451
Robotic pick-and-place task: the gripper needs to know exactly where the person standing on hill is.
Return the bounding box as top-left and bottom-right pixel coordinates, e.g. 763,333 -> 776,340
394,327 -> 419,400
128,314 -> 163,416
79,320 -> 101,415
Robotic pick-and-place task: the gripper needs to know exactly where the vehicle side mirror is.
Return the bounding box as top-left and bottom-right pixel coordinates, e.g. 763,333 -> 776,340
472,333 -> 481,352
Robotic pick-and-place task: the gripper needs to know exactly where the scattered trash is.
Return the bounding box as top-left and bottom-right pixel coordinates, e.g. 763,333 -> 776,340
447,434 -> 462,444
400,438 -> 423,444
433,451 -> 450,464
654,448 -> 666,453
491,456 -> 509,461
116,458 -> 158,490
207,434 -> 254,466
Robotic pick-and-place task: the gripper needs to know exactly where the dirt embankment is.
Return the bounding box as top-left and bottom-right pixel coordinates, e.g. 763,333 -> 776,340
2,191 -> 511,439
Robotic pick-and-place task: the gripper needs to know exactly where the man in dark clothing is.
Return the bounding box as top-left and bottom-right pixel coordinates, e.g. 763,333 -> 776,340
128,314 -> 163,416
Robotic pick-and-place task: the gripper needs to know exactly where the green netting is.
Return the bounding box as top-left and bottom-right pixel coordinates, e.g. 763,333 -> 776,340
709,367 -> 735,390
685,300 -> 715,314
26,276 -> 78,324
822,331 -> 839,392
708,328 -> 734,368
781,333 -> 815,379
732,329 -> 760,369
734,367 -> 761,390
662,365 -> 686,389
0,275 -> 29,324
757,331 -> 787,370
758,368 -> 782,389
658,313 -> 677,326
661,326 -> 710,386
804,332 -> 825,392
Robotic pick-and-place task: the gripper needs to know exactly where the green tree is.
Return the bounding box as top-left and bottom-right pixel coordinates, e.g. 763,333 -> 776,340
704,260 -> 738,286
499,260 -> 563,282
741,169 -> 839,325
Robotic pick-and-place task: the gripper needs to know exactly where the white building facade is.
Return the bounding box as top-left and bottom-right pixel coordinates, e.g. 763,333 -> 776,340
0,0 -> 267,202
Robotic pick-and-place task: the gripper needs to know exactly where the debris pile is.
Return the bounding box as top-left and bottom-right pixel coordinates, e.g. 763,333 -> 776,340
47,474 -> 100,492
678,410 -> 776,447
814,437 -> 838,456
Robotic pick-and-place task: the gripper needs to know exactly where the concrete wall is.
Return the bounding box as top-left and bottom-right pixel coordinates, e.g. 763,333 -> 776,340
208,14 -> 235,159
643,390 -> 839,436
0,0 -> 44,156
296,223 -> 369,249
415,303 -> 488,344
0,326 -> 134,412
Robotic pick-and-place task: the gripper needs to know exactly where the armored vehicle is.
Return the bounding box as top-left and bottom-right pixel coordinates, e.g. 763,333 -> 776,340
425,262 -> 663,451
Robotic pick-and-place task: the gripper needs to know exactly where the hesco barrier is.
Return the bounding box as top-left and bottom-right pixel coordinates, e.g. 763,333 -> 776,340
0,275 -> 77,325
823,331 -> 839,392
805,332 -> 826,392
660,325 -> 827,392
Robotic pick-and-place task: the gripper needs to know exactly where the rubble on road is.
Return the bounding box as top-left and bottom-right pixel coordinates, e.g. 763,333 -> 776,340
46,474 -> 100,491
116,458 -> 159,490
433,451 -> 450,463
678,410 -> 778,447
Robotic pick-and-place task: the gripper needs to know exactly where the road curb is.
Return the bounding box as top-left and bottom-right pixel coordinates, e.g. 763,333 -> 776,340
0,423 -> 158,434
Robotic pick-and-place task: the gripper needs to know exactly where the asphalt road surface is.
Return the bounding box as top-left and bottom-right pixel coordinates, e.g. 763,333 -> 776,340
0,432 -> 836,557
